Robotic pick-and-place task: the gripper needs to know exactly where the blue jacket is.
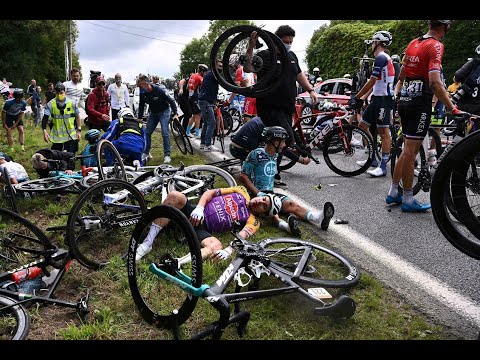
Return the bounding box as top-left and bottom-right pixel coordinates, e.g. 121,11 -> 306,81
138,84 -> 177,116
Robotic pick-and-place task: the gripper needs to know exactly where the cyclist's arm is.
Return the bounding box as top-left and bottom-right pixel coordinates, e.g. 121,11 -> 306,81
394,66 -> 405,96
454,59 -> 476,83
239,214 -> 260,239
197,189 -> 219,208
14,112 -> 24,127
243,31 -> 258,73
355,76 -> 376,100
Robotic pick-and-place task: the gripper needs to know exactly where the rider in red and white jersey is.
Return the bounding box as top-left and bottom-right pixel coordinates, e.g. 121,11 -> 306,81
386,20 -> 465,212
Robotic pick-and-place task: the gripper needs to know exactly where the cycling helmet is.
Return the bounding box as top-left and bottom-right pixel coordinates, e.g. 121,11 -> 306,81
367,31 -> 393,47
118,107 -> 134,118
262,126 -> 288,143
12,88 -> 24,98
316,77 -> 323,83
85,129 -> 101,141
266,193 -> 282,217
198,64 -> 209,72
475,45 -> 480,55
313,67 -> 320,73
343,74 -> 351,78
54,82 -> 65,92
391,54 -> 401,63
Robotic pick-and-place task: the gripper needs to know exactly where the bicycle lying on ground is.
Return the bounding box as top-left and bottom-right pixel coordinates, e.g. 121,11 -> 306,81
0,207 -> 89,340
127,205 -> 360,339
66,163 -> 236,270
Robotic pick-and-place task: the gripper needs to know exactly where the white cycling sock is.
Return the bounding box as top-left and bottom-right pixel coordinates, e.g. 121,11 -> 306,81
403,189 -> 414,205
177,253 -> 192,266
306,210 -> 322,224
388,182 -> 399,197
142,222 -> 162,249
277,219 -> 290,233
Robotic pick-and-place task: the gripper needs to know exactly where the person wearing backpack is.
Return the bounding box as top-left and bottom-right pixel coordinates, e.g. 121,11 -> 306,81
85,76 -> 111,131
101,107 -> 146,166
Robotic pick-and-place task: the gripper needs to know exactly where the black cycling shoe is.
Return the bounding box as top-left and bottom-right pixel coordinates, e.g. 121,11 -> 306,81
321,202 -> 335,230
288,214 -> 301,238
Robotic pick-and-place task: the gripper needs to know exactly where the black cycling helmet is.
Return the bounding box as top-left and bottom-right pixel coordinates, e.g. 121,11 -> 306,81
391,54 -> 401,63
55,82 -> 65,92
262,126 -> 288,143
12,88 -> 24,98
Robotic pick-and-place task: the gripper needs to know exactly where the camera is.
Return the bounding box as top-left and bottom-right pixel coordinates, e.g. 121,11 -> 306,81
451,88 -> 465,105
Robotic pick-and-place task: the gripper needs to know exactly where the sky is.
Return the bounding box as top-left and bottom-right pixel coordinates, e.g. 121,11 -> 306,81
75,20 -> 330,88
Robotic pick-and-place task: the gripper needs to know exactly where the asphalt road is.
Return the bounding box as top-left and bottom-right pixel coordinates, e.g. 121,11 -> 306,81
185,123 -> 480,339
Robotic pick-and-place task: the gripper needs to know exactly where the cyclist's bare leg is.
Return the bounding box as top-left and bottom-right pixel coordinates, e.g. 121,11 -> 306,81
281,199 -> 333,229
5,127 -> 14,147
18,125 -> 24,147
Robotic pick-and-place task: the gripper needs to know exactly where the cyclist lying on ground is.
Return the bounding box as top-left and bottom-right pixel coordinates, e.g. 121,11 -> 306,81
31,148 -> 76,178
101,107 -> 146,166
136,185 -> 279,263
239,126 -> 334,236
0,152 -> 30,184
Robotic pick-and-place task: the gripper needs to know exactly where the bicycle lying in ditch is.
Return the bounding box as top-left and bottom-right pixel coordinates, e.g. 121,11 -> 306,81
127,205 -> 360,339
279,99 -> 375,177
0,207 -> 89,340
66,163 -> 237,270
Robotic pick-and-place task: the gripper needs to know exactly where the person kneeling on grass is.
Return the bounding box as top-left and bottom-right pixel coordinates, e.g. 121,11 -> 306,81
239,126 -> 334,237
31,149 -> 76,178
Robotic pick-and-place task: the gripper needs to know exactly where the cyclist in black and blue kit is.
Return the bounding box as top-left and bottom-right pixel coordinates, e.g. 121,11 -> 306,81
452,44 -> 480,117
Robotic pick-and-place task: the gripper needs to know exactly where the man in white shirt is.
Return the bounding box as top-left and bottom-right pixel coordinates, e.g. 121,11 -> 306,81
63,68 -> 86,109
0,153 -> 30,184
107,73 -> 130,120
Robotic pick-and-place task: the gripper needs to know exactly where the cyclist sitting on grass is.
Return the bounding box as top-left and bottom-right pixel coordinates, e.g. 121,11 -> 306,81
80,129 -> 101,167
239,126 -> 335,237
135,185 -> 283,263
31,149 -> 76,178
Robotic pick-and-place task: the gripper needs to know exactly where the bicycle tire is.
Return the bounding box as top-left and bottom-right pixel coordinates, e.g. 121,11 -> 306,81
0,207 -> 55,271
14,177 -> 76,193
96,139 -> 127,181
127,205 -> 202,329
222,109 -> 234,137
258,237 -> 360,288
2,167 -> 18,213
167,165 -> 237,200
322,124 -> 375,177
66,179 -> 147,270
170,117 -> 188,155
210,25 -> 287,98
0,295 -> 30,340
228,108 -> 242,133
431,131 -> 480,260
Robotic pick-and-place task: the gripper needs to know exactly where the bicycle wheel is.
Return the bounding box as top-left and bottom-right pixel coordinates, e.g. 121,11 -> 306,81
217,119 -> 225,153
228,108 -> 242,133
258,237 -> 360,288
170,117 -> 188,155
127,205 -> 203,329
0,295 -> 30,340
78,171 -> 138,190
322,124 -> 375,177
96,139 -> 127,181
0,207 -> 54,272
14,177 -> 76,193
431,131 -> 480,260
221,109 -> 234,137
277,130 -> 304,172
66,179 -> 147,270
167,165 -> 237,201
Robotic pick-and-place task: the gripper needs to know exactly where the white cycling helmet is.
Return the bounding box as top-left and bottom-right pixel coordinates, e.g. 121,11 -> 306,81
366,31 -> 392,47
266,193 -> 282,217
316,77 -> 323,83
343,73 -> 351,78
118,107 -> 134,118
313,67 -> 320,73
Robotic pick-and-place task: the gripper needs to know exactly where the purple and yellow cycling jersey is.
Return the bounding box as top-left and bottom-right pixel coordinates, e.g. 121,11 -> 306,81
203,186 -> 259,237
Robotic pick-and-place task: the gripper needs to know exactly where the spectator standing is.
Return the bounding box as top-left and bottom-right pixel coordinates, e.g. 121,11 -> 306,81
107,73 -> 130,121
2,88 -> 26,152
86,76 -> 111,131
43,83 -> 56,105
31,86 -> 42,126
41,82 -> 81,153
137,74 -> 179,164
26,79 -> 36,97
178,74 -> 191,129
64,68 -> 87,109
1,78 -> 12,100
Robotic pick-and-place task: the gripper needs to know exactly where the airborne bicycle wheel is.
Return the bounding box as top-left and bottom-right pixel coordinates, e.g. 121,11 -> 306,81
258,237 -> 360,288
127,205 -> 203,330
322,124 -> 375,177
167,165 -> 237,202
221,109 -> 234,137
210,25 -> 287,98
431,130 -> 480,260
0,207 -> 55,273
66,179 -> 147,270
0,295 -> 30,340
170,117 -> 188,155
96,139 -> 127,181
14,177 -> 76,193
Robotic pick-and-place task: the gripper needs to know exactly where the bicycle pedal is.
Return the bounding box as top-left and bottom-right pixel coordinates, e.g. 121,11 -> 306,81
77,290 -> 90,320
